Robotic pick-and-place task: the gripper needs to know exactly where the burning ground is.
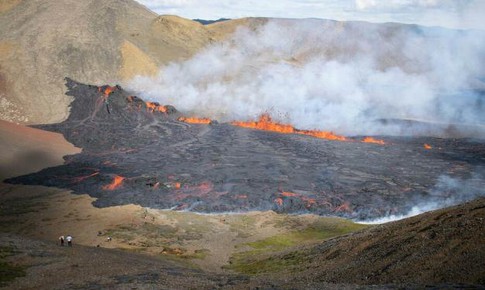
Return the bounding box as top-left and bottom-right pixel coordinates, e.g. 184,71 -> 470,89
6,78 -> 485,220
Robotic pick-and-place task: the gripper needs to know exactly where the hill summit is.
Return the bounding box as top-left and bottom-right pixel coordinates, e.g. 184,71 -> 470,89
0,0 -> 252,124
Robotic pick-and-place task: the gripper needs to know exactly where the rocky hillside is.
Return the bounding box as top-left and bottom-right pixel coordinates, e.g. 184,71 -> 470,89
0,0 -> 258,124
235,197 -> 485,287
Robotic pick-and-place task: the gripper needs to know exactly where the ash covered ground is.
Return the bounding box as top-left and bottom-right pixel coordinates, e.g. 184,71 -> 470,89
7,78 -> 485,219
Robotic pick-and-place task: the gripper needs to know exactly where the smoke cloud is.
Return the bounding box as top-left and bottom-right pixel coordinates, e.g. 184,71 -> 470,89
127,19 -> 485,136
358,171 -> 485,224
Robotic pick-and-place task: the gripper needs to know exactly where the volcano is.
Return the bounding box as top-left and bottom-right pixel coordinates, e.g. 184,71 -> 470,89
6,78 -> 485,220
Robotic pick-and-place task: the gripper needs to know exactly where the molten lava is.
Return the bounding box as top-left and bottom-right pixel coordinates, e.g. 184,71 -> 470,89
98,86 -> 116,96
146,102 -> 168,113
72,171 -> 99,183
424,144 -> 432,150
178,117 -> 212,124
103,175 -> 125,190
281,191 -> 299,197
174,182 -> 181,189
274,197 -> 284,206
232,114 -> 295,133
231,114 -> 347,141
362,137 -> 386,145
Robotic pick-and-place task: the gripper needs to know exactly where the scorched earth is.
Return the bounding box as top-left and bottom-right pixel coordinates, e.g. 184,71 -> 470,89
7,78 -> 485,220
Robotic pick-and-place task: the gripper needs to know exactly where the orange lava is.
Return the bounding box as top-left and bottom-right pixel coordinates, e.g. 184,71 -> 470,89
99,86 -> 116,96
274,197 -> 283,206
232,114 -> 294,133
231,114 -> 346,141
424,144 -> 432,150
178,117 -> 212,124
103,175 -> 125,190
299,130 -> 347,141
280,191 -> 299,197
146,101 -> 168,113
72,172 -> 99,183
362,137 -> 386,145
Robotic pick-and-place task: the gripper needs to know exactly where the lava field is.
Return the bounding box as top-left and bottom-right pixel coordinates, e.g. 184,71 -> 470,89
7,78 -> 485,219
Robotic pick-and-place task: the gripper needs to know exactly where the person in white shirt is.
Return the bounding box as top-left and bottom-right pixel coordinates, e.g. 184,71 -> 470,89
66,235 -> 73,246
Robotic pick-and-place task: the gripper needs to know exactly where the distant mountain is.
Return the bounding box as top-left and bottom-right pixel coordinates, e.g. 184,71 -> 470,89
193,18 -> 231,25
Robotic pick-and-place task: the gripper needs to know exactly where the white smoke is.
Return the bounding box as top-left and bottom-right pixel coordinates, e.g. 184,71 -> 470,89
127,18 -> 485,136
358,172 -> 485,224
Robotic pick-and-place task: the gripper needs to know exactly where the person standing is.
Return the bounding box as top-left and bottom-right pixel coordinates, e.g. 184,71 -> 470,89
66,235 -> 73,247
59,235 -> 65,246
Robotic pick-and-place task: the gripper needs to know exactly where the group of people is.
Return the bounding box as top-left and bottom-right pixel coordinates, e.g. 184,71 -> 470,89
58,235 -> 73,246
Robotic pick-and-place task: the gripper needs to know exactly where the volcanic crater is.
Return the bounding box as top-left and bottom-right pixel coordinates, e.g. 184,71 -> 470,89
7,78 -> 485,220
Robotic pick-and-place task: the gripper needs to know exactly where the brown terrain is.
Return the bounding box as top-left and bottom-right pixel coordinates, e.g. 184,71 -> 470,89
0,0 -> 264,124
1,0 -> 485,289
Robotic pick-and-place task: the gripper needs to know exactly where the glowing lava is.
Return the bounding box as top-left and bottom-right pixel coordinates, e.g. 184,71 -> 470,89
362,137 -> 386,145
274,197 -> 284,206
231,114 -> 347,141
98,86 -> 116,96
424,144 -> 432,150
178,117 -> 212,124
281,191 -> 299,197
146,101 -> 168,113
72,171 -> 99,183
103,175 -> 125,190
232,114 -> 294,133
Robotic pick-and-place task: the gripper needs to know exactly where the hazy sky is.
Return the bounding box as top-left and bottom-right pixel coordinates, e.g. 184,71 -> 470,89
134,0 -> 485,30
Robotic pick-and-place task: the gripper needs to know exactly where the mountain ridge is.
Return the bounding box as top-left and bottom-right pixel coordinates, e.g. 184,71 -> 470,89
0,0 -> 246,124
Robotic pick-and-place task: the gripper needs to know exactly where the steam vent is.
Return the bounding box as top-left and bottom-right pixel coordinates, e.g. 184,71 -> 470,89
6,78 -> 485,220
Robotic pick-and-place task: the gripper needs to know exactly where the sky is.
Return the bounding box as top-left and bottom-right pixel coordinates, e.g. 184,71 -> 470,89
134,0 -> 485,30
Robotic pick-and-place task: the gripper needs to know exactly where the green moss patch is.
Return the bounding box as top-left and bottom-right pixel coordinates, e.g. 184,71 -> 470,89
0,246 -> 26,287
226,217 -> 367,274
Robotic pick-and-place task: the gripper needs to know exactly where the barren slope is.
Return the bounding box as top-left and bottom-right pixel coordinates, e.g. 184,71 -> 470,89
0,0 -> 221,124
0,0 -> 269,125
236,197 -> 485,287
0,120 -> 80,180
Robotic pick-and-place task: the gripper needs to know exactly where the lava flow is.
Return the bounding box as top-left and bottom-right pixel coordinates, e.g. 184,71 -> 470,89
103,175 -> 125,190
8,79 -> 485,220
98,86 -> 116,96
178,116 -> 213,124
231,114 -> 347,141
362,137 -> 386,145
71,171 -> 99,183
146,101 -> 168,113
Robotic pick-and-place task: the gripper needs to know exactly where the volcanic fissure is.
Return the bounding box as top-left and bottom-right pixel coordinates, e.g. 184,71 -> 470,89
6,78 -> 485,220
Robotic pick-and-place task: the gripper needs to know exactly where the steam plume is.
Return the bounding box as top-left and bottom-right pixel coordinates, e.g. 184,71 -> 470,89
127,19 -> 485,136
358,171 -> 485,224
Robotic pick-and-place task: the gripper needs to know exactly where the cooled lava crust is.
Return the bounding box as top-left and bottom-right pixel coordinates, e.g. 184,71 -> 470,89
7,78 -> 485,219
